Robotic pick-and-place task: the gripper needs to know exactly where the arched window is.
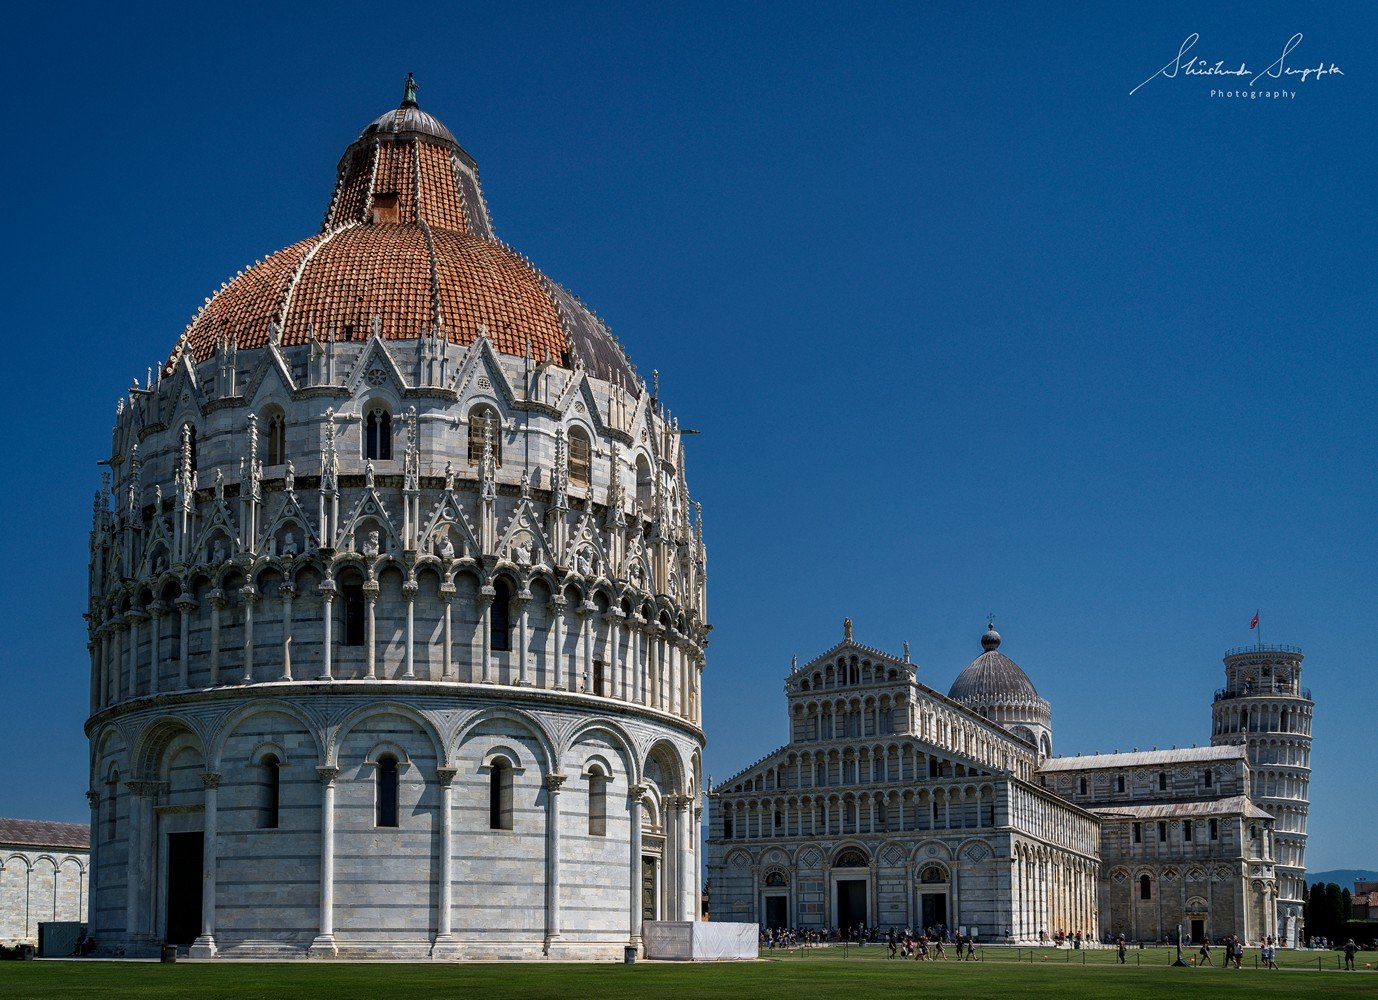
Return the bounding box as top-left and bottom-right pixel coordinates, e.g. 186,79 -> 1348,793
1203,769 -> 1213,788
491,579 -> 512,651
364,406 -> 392,461
489,759 -> 513,830
568,427 -> 592,486
467,406 -> 502,467
1279,708 -> 1289,732
342,578 -> 365,646
1078,777 -> 1088,795
106,773 -> 119,840
376,754 -> 399,828
260,754 -> 281,829
723,814 -> 734,839
635,455 -> 652,509
1139,874 -> 1152,900
588,768 -> 607,836
1158,771 -> 1167,791
265,411 -> 287,467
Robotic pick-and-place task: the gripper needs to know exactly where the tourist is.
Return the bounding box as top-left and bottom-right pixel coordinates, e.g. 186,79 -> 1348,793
1117,935 -> 1127,964
1344,939 -> 1358,971
1198,939 -> 1213,966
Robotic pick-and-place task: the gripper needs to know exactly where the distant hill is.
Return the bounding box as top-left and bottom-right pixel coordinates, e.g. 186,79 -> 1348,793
1308,869 -> 1378,888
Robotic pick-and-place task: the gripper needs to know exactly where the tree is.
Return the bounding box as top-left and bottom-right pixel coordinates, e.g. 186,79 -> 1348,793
1308,883 -> 1327,940
1342,888 -> 1353,922
1325,883 -> 1344,939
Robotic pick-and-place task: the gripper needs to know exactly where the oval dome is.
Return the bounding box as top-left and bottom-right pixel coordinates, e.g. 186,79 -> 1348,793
165,76 -> 638,389
947,624 -> 1043,705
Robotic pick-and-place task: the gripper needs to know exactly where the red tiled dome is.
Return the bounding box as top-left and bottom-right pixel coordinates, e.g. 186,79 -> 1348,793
167,79 -> 637,387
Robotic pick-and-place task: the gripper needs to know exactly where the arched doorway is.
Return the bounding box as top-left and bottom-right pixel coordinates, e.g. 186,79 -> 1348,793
831,848 -> 870,932
917,863 -> 950,933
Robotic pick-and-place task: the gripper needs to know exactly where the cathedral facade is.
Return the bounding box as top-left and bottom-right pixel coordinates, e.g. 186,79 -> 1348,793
706,625 -> 1310,946
85,80 -> 706,960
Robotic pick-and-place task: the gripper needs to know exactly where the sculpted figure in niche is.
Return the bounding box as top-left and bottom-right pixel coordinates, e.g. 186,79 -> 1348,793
628,561 -> 645,589
212,539 -> 226,564
577,547 -> 595,576
436,532 -> 455,561
513,536 -> 533,566
363,529 -> 380,558
280,531 -> 299,557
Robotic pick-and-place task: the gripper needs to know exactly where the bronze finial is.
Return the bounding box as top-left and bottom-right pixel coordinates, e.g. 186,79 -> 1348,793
402,72 -> 418,108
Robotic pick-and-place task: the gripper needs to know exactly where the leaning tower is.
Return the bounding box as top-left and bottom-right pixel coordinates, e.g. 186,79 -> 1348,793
1210,644 -> 1312,947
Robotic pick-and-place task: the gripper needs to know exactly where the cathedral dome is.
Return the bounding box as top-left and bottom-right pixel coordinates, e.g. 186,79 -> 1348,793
166,75 -> 637,388
948,624 -> 1042,705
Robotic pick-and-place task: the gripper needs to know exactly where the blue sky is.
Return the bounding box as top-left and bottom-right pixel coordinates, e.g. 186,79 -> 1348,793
0,2 -> 1372,870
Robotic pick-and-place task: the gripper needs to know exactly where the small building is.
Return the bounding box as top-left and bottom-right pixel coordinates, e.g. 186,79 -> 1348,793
0,818 -> 90,945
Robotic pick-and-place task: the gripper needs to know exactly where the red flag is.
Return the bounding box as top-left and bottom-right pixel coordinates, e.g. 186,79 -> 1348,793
1249,612 -> 1259,630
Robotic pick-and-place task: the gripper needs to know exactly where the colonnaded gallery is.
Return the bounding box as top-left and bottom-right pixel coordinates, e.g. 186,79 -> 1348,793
85,78 -> 706,959
706,623 -> 1313,946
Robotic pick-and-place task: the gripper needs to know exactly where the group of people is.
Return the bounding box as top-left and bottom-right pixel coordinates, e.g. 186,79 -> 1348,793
884,927 -> 979,960
1195,935 -> 1254,968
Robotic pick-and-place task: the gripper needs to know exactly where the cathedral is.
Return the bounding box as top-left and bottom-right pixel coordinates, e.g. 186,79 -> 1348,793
85,78 -> 706,959
706,624 -> 1312,947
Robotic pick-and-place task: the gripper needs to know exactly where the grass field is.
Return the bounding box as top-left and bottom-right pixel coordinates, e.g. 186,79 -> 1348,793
1,947 -> 1372,1000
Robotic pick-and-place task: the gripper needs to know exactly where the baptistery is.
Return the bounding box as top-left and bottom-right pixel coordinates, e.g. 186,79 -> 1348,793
85,77 -> 707,959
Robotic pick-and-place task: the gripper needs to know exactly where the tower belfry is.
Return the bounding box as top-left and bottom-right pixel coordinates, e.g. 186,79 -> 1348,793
1210,642 -> 1312,947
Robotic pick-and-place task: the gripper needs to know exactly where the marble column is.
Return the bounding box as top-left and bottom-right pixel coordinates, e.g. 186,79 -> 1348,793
127,611 -> 144,699
515,595 -> 530,685
208,590 -> 225,685
280,584 -> 295,680
363,584 -> 378,678
240,586 -> 257,683
432,766 -> 457,953
439,587 -> 455,680
319,588 -> 335,680
550,597 -> 565,689
398,583 -> 415,679
629,783 -> 647,947
544,774 -> 566,952
478,589 -> 494,684
176,594 -> 194,689
85,790 -> 100,932
676,795 -> 693,920
310,766 -> 339,956
189,772 -> 220,957
147,601 -> 165,695
97,628 -> 111,708
122,779 -> 145,943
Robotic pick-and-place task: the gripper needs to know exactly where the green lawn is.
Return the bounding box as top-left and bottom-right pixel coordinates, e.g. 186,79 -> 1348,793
1,949 -> 1373,1000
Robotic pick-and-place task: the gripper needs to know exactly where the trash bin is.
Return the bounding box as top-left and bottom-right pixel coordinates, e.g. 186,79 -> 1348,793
623,945 -> 637,964
18,944 -> 35,961
161,945 -> 177,963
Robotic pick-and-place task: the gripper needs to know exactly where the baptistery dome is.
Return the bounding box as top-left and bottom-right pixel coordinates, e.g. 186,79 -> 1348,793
947,624 -> 1052,757
86,78 -> 706,961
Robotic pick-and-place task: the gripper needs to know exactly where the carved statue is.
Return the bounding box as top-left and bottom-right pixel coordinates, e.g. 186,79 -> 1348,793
844,617 -> 853,641
577,548 -> 594,576
437,534 -> 455,561
285,461 -> 295,492
363,529 -> 380,558
280,531 -> 299,557
513,537 -> 533,565
628,562 -> 645,588
212,539 -> 226,564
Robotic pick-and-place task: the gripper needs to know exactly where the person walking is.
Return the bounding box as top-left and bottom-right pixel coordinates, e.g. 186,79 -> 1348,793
1198,939 -> 1213,966
1117,935 -> 1127,964
1344,939 -> 1358,971
1262,937 -> 1278,970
